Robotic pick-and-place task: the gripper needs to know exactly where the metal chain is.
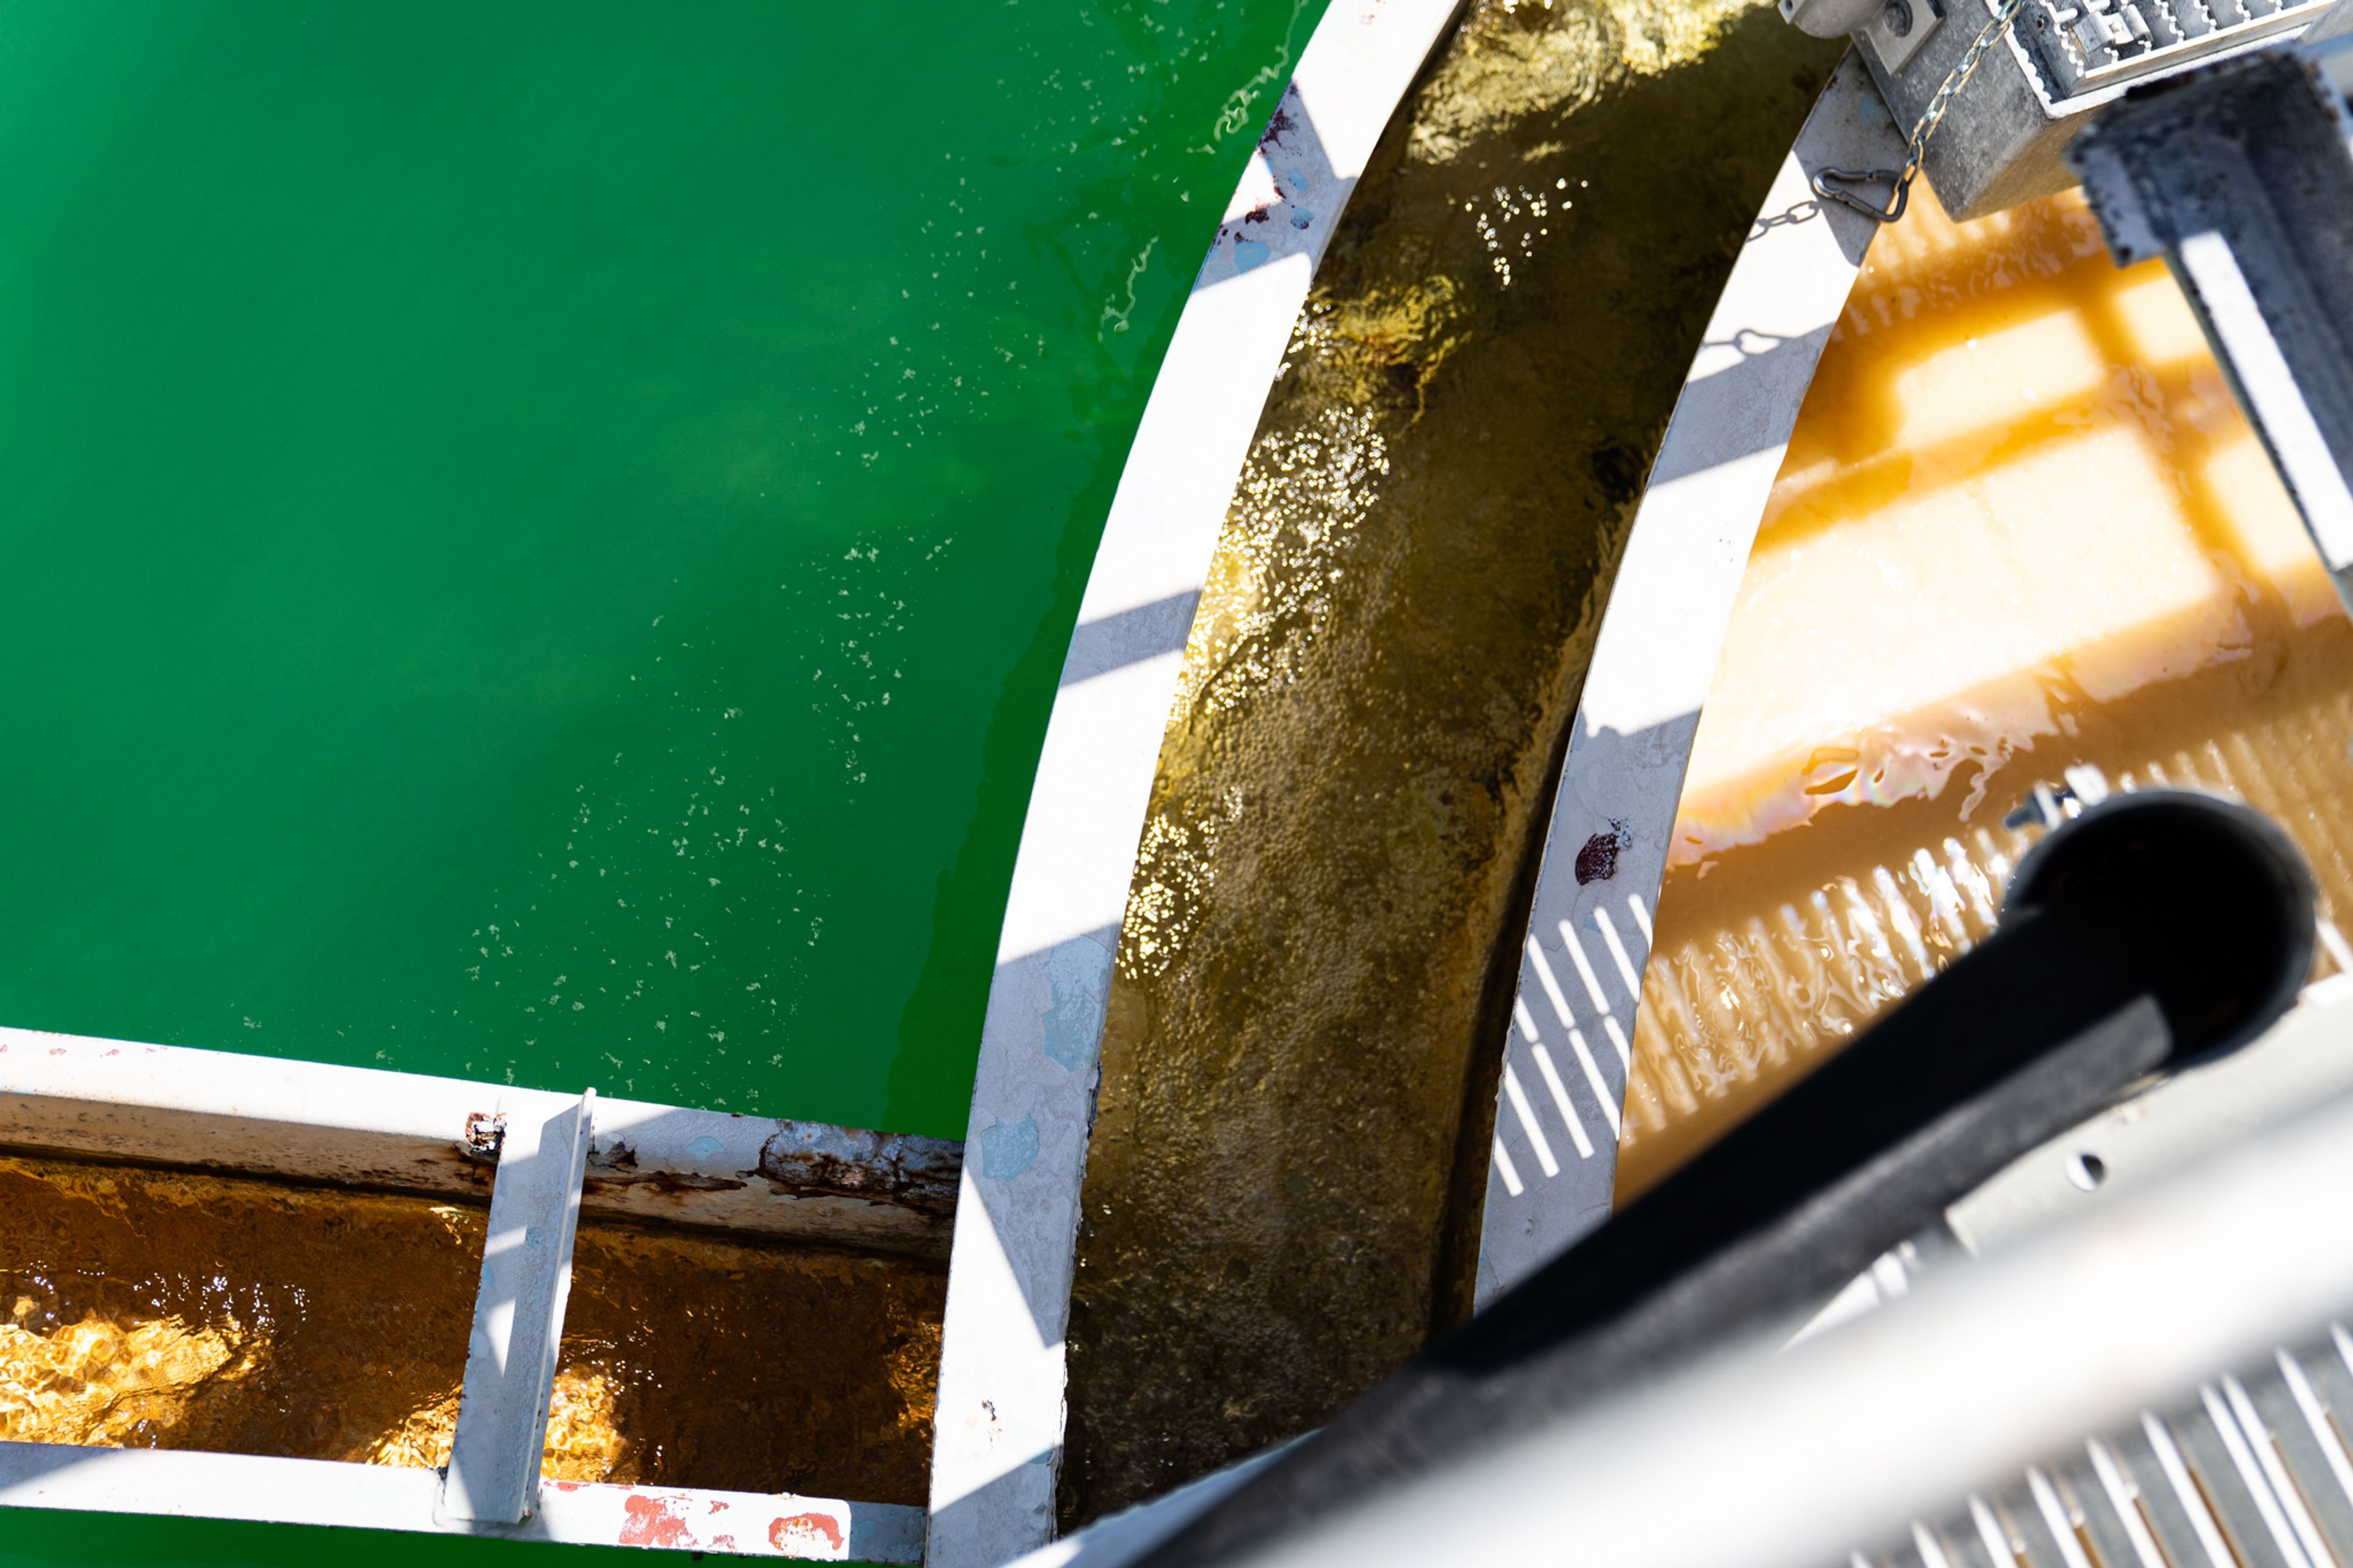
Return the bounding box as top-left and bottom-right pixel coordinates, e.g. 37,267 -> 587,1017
1813,0 -> 2028,223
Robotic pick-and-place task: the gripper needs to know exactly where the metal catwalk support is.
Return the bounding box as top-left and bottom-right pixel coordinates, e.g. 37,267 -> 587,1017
1220,994 -> 2353,1568
2069,42 -> 2353,614
441,1091 -> 597,1526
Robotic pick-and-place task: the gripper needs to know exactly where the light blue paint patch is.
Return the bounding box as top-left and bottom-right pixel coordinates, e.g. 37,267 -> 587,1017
1289,204 -> 1313,230
1041,960 -> 1107,1072
1233,238 -> 1271,271
982,1115 -> 1039,1181
688,1134 -> 725,1160
1859,91 -> 1891,129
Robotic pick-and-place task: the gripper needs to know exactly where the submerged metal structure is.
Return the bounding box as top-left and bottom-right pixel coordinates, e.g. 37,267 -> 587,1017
0,1034 -> 953,1558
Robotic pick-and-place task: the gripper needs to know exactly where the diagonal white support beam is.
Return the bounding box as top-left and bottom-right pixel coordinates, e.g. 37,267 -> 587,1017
441,1088 -> 596,1525
1473,53 -> 1900,1305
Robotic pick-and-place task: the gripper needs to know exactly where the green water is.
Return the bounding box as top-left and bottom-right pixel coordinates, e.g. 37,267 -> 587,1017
0,0 -> 1323,1561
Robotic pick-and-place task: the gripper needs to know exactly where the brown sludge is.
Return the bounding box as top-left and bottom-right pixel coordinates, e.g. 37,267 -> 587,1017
1618,185 -> 2353,1201
1059,0 -> 1842,1528
0,1154 -> 942,1503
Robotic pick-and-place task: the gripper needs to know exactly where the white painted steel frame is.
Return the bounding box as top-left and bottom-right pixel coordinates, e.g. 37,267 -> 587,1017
442,1090 -> 597,1525
1472,53 -> 1905,1304
0,1444 -> 926,1562
0,1033 -> 942,1558
922,3 -> 1470,1562
1949,976 -> 2353,1258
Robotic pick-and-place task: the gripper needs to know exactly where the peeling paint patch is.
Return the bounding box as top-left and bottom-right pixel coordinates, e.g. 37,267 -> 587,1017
618,1491 -> 695,1548
980,1116 -> 1038,1181
755,1123 -> 960,1216
770,1512 -> 846,1555
1040,947 -> 1108,1072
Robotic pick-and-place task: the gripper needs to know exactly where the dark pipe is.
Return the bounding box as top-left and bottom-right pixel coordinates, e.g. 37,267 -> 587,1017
2003,790 -> 2313,1063
1139,792 -> 2313,1568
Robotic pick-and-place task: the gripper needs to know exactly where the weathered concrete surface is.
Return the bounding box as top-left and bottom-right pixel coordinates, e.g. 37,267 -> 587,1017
1060,0 -> 1843,1525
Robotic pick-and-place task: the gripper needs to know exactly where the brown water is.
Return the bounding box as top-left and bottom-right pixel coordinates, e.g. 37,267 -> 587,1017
1060,0 -> 1843,1525
0,1156 -> 942,1503
1616,185 -> 2353,1200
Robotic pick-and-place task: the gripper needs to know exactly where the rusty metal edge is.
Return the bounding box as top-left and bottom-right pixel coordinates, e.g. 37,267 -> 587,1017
0,1026 -> 960,1259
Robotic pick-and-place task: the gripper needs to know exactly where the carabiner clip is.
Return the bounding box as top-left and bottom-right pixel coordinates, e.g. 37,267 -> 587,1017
1811,166 -> 1910,224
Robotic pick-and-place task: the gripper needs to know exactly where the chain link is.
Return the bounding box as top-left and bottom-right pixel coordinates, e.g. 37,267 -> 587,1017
1813,0 -> 2028,223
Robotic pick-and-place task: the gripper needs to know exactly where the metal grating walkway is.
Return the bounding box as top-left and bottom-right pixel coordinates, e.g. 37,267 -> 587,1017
1866,1323 -> 2353,1568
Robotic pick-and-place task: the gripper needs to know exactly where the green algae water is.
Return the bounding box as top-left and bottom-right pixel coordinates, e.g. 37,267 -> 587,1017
0,0 -> 1324,1562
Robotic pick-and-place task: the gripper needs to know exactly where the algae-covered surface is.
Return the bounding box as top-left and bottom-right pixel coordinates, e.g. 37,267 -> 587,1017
1063,0 -> 1841,1523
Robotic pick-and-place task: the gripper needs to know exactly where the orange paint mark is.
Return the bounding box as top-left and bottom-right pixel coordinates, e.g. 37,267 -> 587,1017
620,1492 -> 697,1548
768,1512 -> 845,1555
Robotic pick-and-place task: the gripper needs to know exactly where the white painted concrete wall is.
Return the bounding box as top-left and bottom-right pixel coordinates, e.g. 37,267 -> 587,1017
925,4 -> 1470,1562
0,1027 -> 957,1256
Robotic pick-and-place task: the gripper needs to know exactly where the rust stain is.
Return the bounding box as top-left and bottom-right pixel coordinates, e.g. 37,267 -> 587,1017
460,1112 -> 505,1164
770,1512 -> 845,1554
583,1168 -> 748,1199
755,1124 -> 958,1219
